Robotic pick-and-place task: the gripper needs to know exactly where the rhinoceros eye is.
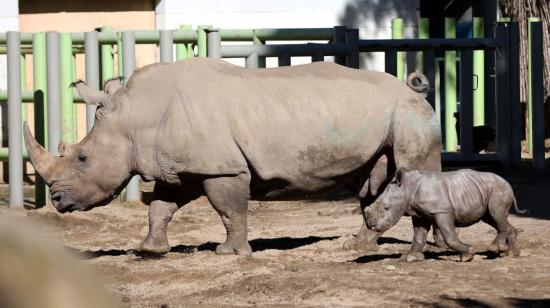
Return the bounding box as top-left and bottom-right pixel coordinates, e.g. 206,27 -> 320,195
78,154 -> 87,162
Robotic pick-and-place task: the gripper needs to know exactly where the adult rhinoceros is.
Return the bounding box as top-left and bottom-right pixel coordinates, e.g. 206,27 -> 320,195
24,57 -> 441,255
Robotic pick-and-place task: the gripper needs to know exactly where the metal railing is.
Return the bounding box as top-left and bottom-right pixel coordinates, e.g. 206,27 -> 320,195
0,21 -> 545,209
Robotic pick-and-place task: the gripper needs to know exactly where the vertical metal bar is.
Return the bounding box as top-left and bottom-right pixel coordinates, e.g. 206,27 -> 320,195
460,49 -> 474,156
7,31 -> 23,208
246,53 -> 258,68
278,54 -> 291,67
392,18 -> 405,81
406,51 -> 416,74
33,32 -> 48,207
197,25 -> 211,57
529,20 -> 545,169
508,22 -> 521,167
345,29 -> 359,69
71,53 -> 77,139
176,25 -> 193,60
333,26 -> 347,65
20,54 -> 27,123
444,18 -> 458,152
495,23 -> 511,166
46,31 -> 61,155
473,17 -> 485,126
311,52 -> 323,62
85,31 -> 99,131
160,30 -> 173,63
417,18 -> 429,71
100,27 -> 115,88
122,31 -> 141,201
206,29 -> 221,59
252,30 -> 266,68
385,51 -> 397,76
419,18 -> 435,110
60,33 -> 75,143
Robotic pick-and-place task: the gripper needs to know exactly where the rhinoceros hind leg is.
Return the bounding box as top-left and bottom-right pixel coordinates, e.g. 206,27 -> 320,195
137,200 -> 179,255
204,173 -> 252,257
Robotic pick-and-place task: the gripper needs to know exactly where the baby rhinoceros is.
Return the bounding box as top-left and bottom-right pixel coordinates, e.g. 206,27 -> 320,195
365,168 -> 526,262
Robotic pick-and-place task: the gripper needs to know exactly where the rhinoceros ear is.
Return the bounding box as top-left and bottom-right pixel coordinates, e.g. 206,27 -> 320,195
103,77 -> 124,95
57,141 -> 73,157
395,168 -> 408,186
71,80 -> 109,106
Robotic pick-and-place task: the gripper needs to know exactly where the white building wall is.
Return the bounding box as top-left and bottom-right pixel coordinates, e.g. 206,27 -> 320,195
155,0 -> 420,71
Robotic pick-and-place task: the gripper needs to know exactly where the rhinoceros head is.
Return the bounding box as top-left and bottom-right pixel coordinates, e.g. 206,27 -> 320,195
365,168 -> 409,232
24,78 -> 133,213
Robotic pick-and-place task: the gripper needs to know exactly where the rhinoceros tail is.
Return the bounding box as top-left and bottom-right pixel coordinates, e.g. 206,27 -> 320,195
406,72 -> 429,96
512,196 -> 529,215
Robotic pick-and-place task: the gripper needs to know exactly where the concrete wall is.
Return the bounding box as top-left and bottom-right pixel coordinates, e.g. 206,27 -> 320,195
155,0 -> 420,70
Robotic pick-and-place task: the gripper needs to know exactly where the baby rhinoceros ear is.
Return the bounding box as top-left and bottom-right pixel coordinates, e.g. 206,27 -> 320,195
395,168 -> 408,186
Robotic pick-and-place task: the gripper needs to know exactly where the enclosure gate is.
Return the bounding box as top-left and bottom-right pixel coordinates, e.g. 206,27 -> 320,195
0,21 -> 545,209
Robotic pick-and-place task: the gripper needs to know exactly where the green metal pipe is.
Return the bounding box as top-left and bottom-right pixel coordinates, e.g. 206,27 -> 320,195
197,25 -> 211,57
445,17 -> 457,152
253,32 -> 266,68
473,17 -> 485,126
0,90 -> 84,102
60,33 -> 75,143
417,18 -> 429,73
219,28 -> 333,41
176,25 -> 195,60
33,32 -> 48,207
391,18 -> 405,81
20,54 -> 27,122
72,52 -> 77,140
100,27 -> 115,87
0,147 -> 29,160
528,17 -> 541,151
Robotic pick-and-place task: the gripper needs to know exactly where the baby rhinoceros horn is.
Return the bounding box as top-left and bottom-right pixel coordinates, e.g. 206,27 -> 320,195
23,122 -> 55,183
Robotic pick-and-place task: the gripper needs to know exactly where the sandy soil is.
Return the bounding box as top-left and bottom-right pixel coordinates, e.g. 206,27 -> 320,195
1,167 -> 550,307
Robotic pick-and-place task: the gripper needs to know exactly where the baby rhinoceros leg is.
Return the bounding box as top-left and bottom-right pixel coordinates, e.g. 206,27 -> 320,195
402,217 -> 431,262
433,213 -> 476,262
483,191 -> 521,257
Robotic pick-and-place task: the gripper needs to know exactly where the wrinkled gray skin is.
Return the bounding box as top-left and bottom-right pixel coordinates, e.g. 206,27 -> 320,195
366,168 -> 525,262
24,58 -> 441,256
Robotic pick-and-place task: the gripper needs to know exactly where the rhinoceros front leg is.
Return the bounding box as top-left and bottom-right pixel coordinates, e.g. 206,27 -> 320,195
138,200 -> 179,254
203,172 -> 252,256
137,183 -> 199,255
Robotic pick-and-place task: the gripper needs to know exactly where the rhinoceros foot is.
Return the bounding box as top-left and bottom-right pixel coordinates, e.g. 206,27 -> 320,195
401,251 -> 425,262
215,242 -> 252,256
136,235 -> 171,255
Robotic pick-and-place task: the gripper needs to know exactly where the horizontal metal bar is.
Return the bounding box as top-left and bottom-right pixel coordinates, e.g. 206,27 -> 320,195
219,28 -> 333,41
220,43 -> 352,58
0,90 -> 83,102
358,38 -> 500,52
0,147 -> 29,160
441,152 -> 500,162
71,30 -> 198,44
0,32 -> 33,44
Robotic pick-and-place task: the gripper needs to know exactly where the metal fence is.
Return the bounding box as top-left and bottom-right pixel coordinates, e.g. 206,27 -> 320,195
0,20 -> 546,209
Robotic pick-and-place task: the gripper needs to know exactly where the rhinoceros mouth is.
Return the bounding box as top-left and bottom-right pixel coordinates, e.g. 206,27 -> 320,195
51,191 -> 77,213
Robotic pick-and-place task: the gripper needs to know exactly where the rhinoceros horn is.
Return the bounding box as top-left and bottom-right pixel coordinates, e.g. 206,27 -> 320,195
71,80 -> 109,106
23,122 -> 55,183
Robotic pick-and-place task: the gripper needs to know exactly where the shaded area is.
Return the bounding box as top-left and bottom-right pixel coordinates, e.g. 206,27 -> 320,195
72,235 -> 339,259
412,294 -> 550,307
19,0 -> 159,13
353,249 -> 500,263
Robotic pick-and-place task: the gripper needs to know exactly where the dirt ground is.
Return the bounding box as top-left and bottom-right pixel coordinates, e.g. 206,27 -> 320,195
1,166 -> 550,307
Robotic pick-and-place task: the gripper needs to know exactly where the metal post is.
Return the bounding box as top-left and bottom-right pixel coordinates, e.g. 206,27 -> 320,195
85,31 -> 99,131
385,51 -> 397,76
345,29 -> 359,69
444,18 -> 457,152
20,55 -> 27,123
122,31 -> 141,201
473,17 -> 485,126
100,27 -> 115,88
60,33 -> 75,143
392,18 -> 405,81
529,20 -> 544,169
460,49 -> 474,156
246,53 -> 258,68
176,25 -> 194,60
333,26 -> 347,65
160,30 -> 173,63
311,52 -> 323,62
46,32 -> 61,156
33,32 -> 48,207
508,22 -> 521,167
7,31 -> 23,208
419,18 -> 435,110
197,25 -> 211,57
253,31 -> 266,68
278,54 -> 291,66
495,23 -> 511,167
206,29 -> 221,59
